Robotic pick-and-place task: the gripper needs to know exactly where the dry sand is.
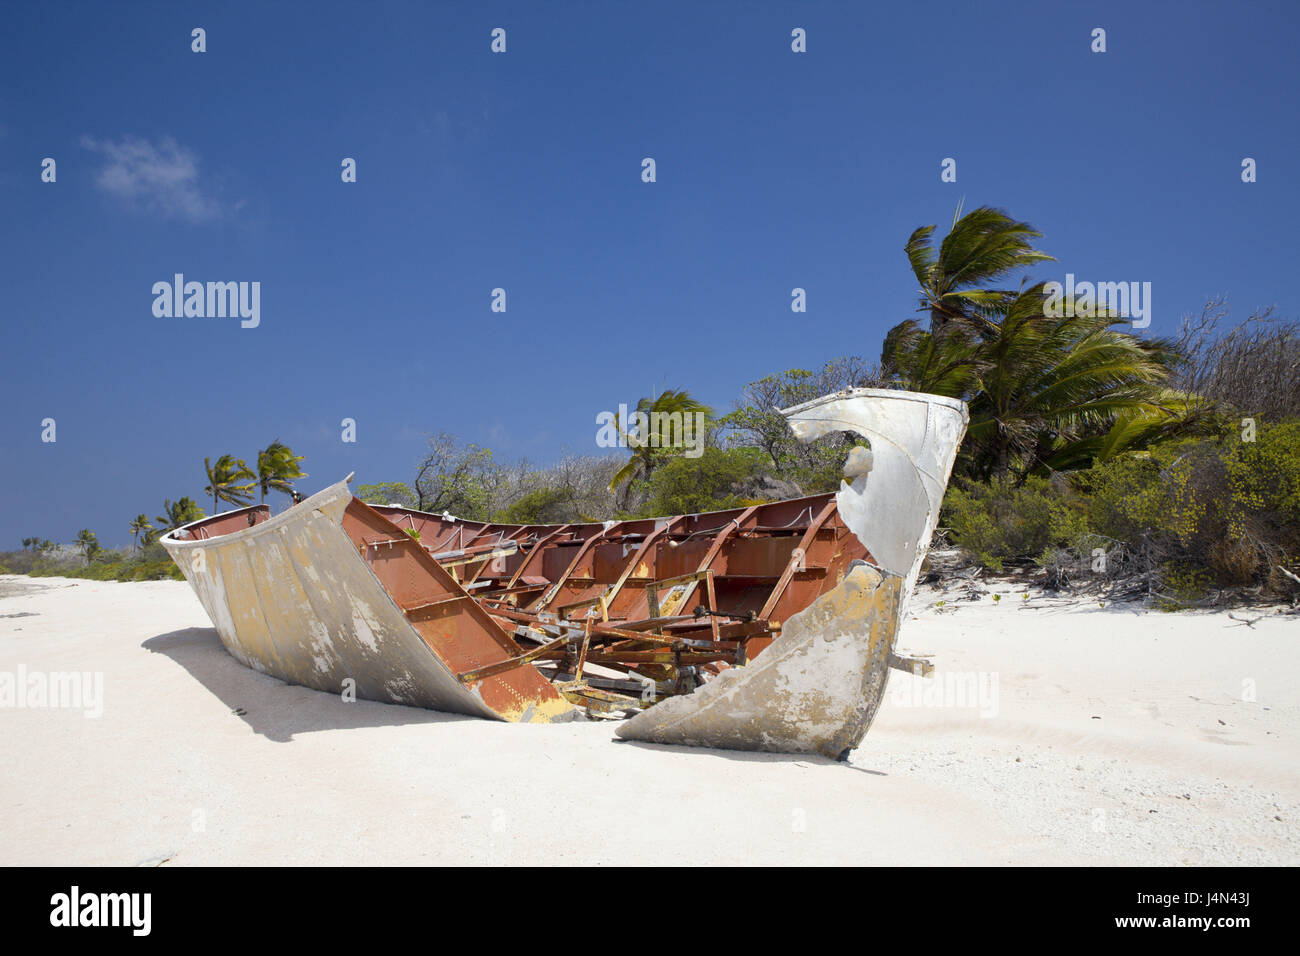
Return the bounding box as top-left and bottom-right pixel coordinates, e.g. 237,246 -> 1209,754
1,573 -> 1295,866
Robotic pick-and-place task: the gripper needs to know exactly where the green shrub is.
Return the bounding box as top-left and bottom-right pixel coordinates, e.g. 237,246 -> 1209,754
123,560 -> 186,582
634,447 -> 768,517
941,475 -> 1088,571
139,542 -> 173,563
1080,426 -> 1299,592
946,424 -> 1300,597
1224,421 -> 1300,532
495,486 -> 576,524
23,555 -> 184,582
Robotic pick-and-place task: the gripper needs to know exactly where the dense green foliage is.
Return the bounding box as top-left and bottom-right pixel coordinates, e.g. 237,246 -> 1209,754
495,486 -> 580,524
942,476 -> 1088,572
631,447 -> 769,518
1,543 -> 184,582
943,425 -> 1300,597
356,482 -> 417,509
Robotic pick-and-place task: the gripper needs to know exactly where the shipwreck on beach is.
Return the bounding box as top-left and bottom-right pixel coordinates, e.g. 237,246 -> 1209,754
161,388 -> 968,758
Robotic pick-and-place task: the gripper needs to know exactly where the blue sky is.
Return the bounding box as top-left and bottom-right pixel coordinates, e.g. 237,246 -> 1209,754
2,0 -> 1297,547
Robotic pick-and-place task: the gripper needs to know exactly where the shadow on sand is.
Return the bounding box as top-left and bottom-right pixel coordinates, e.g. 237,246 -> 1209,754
142,627 -> 474,743
142,628 -> 894,769
611,737 -> 889,775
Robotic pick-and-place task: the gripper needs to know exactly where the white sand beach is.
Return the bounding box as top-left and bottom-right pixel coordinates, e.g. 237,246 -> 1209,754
1,574 -> 1295,866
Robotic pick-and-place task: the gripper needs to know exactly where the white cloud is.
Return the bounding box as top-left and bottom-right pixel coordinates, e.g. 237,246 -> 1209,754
80,134 -> 223,222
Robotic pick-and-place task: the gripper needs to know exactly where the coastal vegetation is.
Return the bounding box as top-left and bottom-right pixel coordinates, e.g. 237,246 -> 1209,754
5,208 -> 1296,604
1,445 -> 305,583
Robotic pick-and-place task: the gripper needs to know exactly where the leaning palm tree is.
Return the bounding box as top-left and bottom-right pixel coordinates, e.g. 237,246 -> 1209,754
256,440 -> 308,504
962,285 -> 1180,477
608,389 -> 713,495
1032,388 -> 1208,475
884,283 -> 1185,479
128,514 -> 154,551
906,203 -> 1055,337
204,455 -> 256,514
155,497 -> 206,536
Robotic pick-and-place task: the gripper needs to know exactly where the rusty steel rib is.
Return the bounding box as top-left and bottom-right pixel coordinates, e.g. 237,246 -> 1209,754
757,498 -> 838,621
590,515 -> 684,615
532,524 -> 613,611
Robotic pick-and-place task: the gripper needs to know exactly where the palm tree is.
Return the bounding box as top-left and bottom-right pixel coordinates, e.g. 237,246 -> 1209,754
128,514 -> 154,551
962,286 -> 1180,477
608,389 -> 713,495
880,320 -> 983,397
883,282 -> 1186,479
256,440 -> 308,504
905,203 -> 1055,337
75,529 -> 100,561
204,455 -> 256,514
1032,389 -> 1208,474
155,497 -> 206,536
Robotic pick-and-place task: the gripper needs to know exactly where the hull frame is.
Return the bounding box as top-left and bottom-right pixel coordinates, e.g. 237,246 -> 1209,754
162,388 -> 968,754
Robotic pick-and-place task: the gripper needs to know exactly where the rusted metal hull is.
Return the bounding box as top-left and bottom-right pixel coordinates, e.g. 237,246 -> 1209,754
162,387 -> 967,754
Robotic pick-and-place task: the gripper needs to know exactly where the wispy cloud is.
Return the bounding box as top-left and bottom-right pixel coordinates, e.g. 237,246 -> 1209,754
80,134 -> 224,222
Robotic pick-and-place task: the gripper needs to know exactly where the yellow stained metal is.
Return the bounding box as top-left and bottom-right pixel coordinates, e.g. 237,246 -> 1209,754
617,564 -> 902,758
